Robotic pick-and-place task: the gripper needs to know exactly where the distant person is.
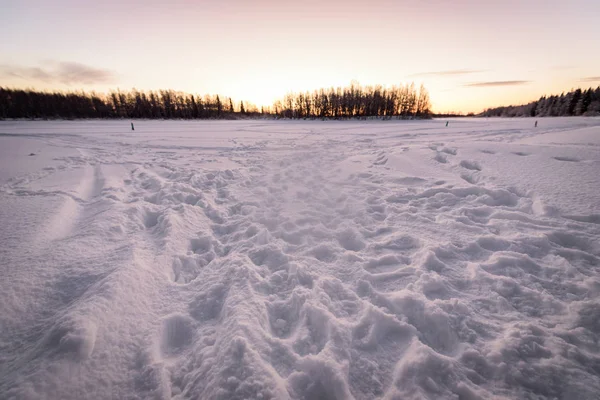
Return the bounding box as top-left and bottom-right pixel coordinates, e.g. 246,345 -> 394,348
131,122 -> 135,131
535,120 -> 538,128
446,121 -> 449,127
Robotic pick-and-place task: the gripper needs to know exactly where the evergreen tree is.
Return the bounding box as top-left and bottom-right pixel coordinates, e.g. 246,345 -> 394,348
482,86 -> 600,117
568,89 -> 582,115
216,95 -> 223,117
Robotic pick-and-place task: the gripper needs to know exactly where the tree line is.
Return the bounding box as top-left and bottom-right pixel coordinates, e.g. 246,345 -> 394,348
0,81 -> 431,120
275,81 -> 431,119
0,88 -> 263,120
481,86 -> 600,117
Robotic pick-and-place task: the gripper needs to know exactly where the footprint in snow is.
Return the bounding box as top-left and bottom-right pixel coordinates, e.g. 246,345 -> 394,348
158,314 -> 195,357
553,156 -> 580,162
433,153 -> 447,164
459,160 -> 482,171
441,147 -> 457,155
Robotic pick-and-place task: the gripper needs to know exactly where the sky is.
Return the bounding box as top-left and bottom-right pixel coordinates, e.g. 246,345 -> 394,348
1,0 -> 599,113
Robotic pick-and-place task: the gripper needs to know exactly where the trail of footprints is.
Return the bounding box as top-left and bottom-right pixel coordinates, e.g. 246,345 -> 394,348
3,125 -> 599,399
121,139 -> 600,399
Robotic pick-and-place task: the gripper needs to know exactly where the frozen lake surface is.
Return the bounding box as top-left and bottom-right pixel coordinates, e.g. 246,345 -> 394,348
1,118 -> 600,399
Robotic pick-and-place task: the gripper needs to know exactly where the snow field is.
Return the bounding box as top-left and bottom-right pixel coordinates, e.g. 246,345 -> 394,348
1,118 -> 600,399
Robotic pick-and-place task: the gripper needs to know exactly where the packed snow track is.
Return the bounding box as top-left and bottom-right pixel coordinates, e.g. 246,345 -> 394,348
1,118 -> 600,399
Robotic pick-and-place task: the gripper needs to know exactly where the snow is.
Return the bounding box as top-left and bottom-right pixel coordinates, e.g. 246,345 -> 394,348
1,117 -> 600,399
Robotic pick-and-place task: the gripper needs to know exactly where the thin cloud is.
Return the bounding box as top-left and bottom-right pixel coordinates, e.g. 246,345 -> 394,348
56,62 -> 116,85
580,76 -> 600,82
408,69 -> 487,78
464,80 -> 530,88
551,65 -> 575,70
0,62 -> 116,86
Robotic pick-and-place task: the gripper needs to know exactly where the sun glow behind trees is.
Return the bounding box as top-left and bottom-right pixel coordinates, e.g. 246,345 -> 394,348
0,82 -> 431,120
276,82 -> 430,119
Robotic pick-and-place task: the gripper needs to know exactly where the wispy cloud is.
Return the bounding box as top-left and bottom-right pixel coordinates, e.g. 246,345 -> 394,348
464,80 -> 530,88
0,62 -> 116,86
551,65 -> 575,71
408,69 -> 487,78
580,76 -> 600,82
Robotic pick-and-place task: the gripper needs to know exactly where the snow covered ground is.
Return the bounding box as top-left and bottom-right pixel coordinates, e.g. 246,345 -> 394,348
1,117 -> 600,400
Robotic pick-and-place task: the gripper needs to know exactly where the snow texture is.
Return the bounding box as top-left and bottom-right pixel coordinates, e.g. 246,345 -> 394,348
1,117 -> 600,399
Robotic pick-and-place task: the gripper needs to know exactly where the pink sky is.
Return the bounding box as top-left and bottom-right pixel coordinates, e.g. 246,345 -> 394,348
1,0 -> 599,112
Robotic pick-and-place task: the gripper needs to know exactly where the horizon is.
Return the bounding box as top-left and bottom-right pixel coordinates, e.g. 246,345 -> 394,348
1,0 -> 599,113
3,84 -> 599,117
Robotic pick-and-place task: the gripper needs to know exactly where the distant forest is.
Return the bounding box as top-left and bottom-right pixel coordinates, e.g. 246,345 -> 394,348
481,86 -> 600,117
0,82 -> 431,120
0,88 -> 256,120
274,82 -> 430,119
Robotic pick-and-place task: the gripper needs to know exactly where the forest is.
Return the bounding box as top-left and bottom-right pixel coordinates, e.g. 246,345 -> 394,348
481,86 -> 600,117
0,88 -> 247,120
0,82 -> 431,120
274,82 -> 430,119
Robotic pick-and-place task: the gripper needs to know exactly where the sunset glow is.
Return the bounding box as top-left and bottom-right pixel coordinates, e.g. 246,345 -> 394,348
1,0 -> 599,112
